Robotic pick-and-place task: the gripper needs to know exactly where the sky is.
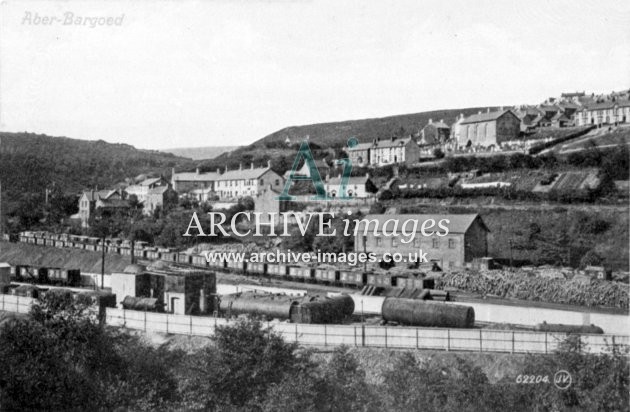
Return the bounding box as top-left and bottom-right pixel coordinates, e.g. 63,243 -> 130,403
1,0 -> 629,150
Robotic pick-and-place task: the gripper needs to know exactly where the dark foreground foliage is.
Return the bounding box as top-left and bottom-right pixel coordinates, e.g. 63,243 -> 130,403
0,300 -> 627,411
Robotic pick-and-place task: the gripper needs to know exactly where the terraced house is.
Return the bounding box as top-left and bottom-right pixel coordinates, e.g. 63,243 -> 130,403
369,136 -> 421,166
574,100 -> 630,126
214,161 -> 284,199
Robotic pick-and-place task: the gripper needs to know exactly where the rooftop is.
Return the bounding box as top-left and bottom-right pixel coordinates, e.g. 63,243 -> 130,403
460,110 -> 515,125
362,213 -> 489,234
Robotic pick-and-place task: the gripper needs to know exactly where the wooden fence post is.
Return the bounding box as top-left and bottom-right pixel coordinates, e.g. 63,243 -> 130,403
385,327 -> 388,348
144,310 -> 147,332
324,324 -> 327,347
512,331 -> 515,354
166,314 -> 169,334
416,328 -> 419,349
479,329 -> 483,352
545,333 -> 548,354
354,326 -> 357,347
295,324 -> 298,343
447,329 -> 450,351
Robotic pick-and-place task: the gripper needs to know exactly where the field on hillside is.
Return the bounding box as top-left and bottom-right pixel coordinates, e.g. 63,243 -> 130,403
553,126 -> 630,153
393,202 -> 629,270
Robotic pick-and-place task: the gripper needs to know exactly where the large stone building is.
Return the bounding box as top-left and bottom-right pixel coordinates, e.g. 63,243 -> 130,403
459,109 -> 520,149
354,214 -> 489,271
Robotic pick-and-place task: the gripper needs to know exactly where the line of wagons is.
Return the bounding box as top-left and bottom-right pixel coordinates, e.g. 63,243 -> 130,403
17,231 -> 435,291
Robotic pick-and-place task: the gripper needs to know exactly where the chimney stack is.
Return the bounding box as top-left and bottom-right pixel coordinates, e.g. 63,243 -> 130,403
216,168 -> 220,174
251,162 -> 254,170
486,108 -> 490,113
428,118 -> 432,124
239,163 -> 242,171
224,165 -> 228,173
195,167 -> 200,174
478,110 -> 482,115
267,159 -> 271,168
440,119 -> 444,124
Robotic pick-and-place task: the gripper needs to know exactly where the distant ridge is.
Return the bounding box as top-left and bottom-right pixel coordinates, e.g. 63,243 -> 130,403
162,146 -> 238,160
0,132 -> 194,201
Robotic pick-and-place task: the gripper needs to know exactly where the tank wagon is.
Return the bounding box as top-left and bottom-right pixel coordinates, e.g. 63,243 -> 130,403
218,292 -> 354,324
382,298 -> 475,328
121,296 -> 164,312
534,322 -> 604,335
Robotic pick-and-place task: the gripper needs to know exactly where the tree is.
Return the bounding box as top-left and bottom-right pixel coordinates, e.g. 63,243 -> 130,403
0,293 -> 182,410
580,250 -> 603,268
183,318 -> 303,410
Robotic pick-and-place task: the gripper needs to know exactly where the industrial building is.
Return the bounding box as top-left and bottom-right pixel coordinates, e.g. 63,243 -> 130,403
354,214 -> 489,270
111,264 -> 216,315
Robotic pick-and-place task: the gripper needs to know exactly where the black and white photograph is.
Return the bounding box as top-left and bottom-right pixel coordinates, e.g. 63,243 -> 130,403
0,0 -> 629,410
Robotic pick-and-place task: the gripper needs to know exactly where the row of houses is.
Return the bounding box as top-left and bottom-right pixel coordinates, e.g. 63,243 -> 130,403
348,109 -> 523,166
347,95 -> 630,168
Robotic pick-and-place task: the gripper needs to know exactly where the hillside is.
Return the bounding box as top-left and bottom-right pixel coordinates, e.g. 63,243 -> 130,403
161,145 -> 238,160
0,132 -> 194,203
251,107 -> 498,148
200,106 -> 498,172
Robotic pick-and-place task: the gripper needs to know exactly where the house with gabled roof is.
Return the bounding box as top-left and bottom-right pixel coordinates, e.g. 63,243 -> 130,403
459,109 -> 520,149
214,161 -> 284,199
574,100 -> 630,126
354,213 -> 489,270
325,174 -> 377,199
346,142 -> 373,167
419,119 -> 451,145
370,136 -> 421,166
171,167 -> 221,193
125,176 -> 169,205
78,189 -> 124,228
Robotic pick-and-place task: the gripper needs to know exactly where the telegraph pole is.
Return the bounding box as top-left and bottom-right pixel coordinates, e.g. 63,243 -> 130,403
0,180 -> 3,239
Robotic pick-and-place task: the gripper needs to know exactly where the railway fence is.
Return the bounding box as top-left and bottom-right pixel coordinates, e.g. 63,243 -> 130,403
2,294 -> 627,355
105,307 -> 629,355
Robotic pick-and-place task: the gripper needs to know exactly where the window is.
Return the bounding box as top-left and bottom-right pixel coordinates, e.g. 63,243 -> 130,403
275,179 -> 279,186
448,239 -> 455,249
432,238 -> 439,248
259,179 -> 264,185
